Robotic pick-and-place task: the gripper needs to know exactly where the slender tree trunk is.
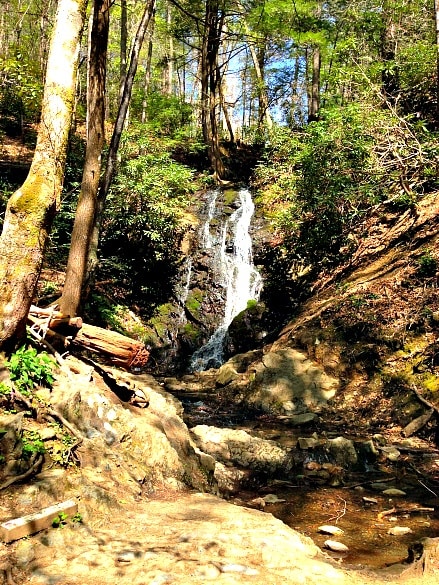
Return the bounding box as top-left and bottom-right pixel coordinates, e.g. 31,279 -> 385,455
200,0 -> 225,179
220,83 -> 234,143
87,0 -> 156,283
60,0 -> 110,317
434,0 -> 439,122
120,0 -> 128,98
141,10 -> 155,124
163,2 -> 173,94
0,0 -> 87,350
238,9 -> 272,131
380,1 -> 399,103
308,46 -> 321,122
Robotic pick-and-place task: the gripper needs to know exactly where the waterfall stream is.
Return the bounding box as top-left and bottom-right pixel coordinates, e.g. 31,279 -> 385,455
190,188 -> 262,371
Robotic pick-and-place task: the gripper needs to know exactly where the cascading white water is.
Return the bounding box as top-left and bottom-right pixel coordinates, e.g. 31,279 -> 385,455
190,188 -> 262,371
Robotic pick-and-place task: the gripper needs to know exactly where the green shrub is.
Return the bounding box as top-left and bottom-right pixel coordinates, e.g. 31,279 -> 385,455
6,346 -> 56,396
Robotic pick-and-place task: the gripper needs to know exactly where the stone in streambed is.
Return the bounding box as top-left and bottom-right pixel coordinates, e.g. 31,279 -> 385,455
318,525 -> 344,536
324,540 -> 349,552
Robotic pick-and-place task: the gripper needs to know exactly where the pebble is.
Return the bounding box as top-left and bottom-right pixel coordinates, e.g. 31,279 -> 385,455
317,525 -> 344,536
220,564 -> 259,575
263,494 -> 286,504
387,526 -> 413,536
382,488 -> 407,496
323,540 -> 349,552
116,550 -> 138,562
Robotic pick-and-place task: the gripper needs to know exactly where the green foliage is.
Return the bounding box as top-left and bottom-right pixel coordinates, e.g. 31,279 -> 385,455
6,346 -> 56,396
0,54 -> 43,134
256,103 -> 439,269
0,382 -> 12,397
51,510 -> 82,528
133,92 -> 193,136
51,512 -> 68,528
21,429 -> 45,460
254,100 -> 439,321
47,135 -> 85,265
96,126 -> 198,314
416,250 -> 438,278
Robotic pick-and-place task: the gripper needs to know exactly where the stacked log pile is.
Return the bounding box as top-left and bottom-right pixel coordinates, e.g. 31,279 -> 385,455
28,305 -> 149,370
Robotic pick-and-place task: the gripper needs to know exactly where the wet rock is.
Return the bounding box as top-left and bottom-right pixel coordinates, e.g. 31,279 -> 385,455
370,482 -> 391,491
356,439 -> 379,464
263,494 -> 286,504
298,436 -> 319,449
281,413 -> 318,426
326,436 -> 358,468
216,363 -> 239,387
362,496 -> 378,504
379,446 -> 401,462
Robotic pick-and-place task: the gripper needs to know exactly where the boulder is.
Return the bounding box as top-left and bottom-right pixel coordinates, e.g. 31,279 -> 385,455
226,347 -> 339,414
191,424 -> 294,477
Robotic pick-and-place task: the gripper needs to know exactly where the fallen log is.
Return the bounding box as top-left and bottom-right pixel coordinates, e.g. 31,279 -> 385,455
28,309 -> 150,371
29,305 -> 83,330
71,323 -> 150,370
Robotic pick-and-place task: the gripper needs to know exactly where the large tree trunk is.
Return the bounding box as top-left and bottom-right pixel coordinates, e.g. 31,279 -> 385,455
87,0 -> 156,282
60,0 -> 110,317
200,0 -> 225,180
0,0 -> 87,350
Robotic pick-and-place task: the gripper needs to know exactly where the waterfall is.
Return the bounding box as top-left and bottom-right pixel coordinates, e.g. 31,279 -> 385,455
190,188 -> 262,371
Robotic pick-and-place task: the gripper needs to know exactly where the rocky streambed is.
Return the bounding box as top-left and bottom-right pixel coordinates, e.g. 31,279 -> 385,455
161,349 -> 439,572
1,342 -> 439,584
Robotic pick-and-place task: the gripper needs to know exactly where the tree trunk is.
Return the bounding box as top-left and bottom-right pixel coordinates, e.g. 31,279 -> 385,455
87,0 -> 156,283
60,0 -> 110,317
119,0 -> 128,99
238,8 -> 272,131
0,0 -> 87,350
141,11 -> 155,124
308,46 -> 320,122
380,1 -> 399,104
200,0 -> 225,180
163,2 -> 174,94
435,0 -> 439,122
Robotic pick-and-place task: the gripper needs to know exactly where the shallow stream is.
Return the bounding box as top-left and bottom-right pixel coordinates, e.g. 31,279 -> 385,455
176,391 -> 439,570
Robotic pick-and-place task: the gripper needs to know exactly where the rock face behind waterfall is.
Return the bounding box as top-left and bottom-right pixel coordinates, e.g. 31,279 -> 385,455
141,188 -> 268,374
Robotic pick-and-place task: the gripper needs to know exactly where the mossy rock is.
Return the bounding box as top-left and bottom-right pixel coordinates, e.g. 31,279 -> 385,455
226,301 -> 266,357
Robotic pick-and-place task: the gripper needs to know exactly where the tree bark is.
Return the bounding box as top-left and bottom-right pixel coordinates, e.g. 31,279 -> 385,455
200,0 -> 225,179
434,0 -> 439,122
119,0 -> 128,99
60,0 -> 110,317
0,0 -> 87,350
380,1 -> 399,104
86,0 -> 156,282
308,46 -> 320,122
